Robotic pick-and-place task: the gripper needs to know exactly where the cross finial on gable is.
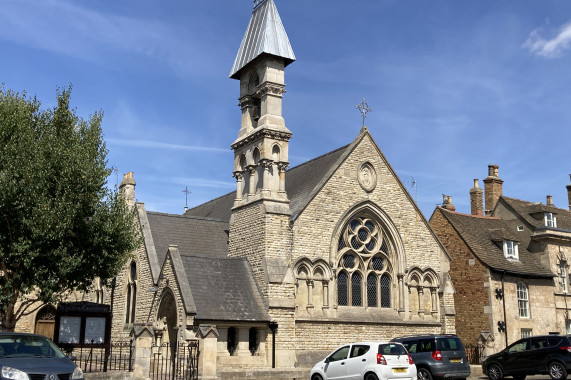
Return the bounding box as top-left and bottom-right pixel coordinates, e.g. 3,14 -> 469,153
355,97 -> 372,128
182,186 -> 191,212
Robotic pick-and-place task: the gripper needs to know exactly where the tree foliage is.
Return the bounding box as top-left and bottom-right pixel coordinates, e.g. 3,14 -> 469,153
0,85 -> 139,330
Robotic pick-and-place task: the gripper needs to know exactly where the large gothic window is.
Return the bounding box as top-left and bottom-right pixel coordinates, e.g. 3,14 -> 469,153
337,215 -> 393,309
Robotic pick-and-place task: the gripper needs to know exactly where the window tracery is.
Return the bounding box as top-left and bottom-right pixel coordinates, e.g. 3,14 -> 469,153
336,215 -> 394,309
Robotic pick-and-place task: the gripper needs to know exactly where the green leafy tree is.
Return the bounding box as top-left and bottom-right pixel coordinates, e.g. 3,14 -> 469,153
0,85 -> 139,331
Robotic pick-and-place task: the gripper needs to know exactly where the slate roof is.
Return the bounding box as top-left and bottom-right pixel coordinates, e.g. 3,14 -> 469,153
187,144 -> 351,222
500,196 -> 571,232
179,255 -> 270,322
146,212 -> 229,265
437,207 -> 554,278
230,0 -> 295,79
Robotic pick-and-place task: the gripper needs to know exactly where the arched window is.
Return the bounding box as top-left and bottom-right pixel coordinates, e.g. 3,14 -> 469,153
125,261 -> 137,324
336,214 -> 394,309
95,278 -> 105,304
367,273 -> 377,308
380,274 -> 391,308
338,271 -> 348,306
517,282 -> 530,318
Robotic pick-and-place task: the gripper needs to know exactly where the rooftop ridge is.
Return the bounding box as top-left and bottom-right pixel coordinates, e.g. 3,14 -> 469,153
287,144 -> 351,172
439,207 -> 501,220
502,195 -> 571,213
147,210 -> 227,223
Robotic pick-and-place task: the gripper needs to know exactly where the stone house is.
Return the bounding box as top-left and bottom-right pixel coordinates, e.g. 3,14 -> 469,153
430,166 -> 571,356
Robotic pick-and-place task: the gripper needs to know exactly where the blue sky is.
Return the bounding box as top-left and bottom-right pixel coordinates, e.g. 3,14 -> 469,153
2,0 -> 570,218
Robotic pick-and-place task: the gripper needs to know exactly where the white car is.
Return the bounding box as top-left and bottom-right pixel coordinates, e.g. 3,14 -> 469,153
309,341 -> 417,380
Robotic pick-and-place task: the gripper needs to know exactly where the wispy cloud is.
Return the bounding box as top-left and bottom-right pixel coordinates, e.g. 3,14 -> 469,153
523,20 -> 571,58
0,0 -> 201,76
108,138 -> 228,153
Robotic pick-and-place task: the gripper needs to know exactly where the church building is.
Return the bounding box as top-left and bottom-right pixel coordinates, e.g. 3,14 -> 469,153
14,0 -> 457,376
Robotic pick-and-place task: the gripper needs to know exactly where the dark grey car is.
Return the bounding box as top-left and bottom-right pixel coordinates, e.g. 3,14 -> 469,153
0,332 -> 84,380
391,334 -> 471,380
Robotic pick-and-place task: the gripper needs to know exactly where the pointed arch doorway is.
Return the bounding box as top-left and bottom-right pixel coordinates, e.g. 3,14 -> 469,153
35,305 -> 56,340
157,291 -> 178,346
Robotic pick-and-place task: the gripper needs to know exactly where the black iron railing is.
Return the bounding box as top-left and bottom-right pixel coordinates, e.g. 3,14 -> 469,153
60,340 -> 133,373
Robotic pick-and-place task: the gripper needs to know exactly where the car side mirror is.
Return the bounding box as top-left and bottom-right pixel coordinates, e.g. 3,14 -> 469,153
324,357 -> 332,364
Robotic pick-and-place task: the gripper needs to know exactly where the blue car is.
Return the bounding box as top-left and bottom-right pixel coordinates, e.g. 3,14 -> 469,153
0,332 -> 84,380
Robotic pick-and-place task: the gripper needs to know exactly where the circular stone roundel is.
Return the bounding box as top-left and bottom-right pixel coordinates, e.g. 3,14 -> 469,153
358,162 -> 377,192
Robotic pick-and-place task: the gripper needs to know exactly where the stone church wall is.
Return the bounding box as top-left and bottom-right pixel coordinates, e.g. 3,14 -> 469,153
288,134 -> 453,354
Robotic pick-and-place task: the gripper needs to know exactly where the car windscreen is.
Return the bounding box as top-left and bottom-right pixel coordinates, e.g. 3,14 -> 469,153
0,335 -> 66,358
379,343 -> 408,355
436,337 -> 464,351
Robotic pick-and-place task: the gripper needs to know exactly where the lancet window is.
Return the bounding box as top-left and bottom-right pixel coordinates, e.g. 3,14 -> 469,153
125,261 -> 137,325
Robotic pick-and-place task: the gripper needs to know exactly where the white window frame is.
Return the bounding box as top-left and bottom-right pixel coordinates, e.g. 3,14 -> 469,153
521,328 -> 532,339
517,282 -> 530,318
545,212 -> 557,228
567,320 -> 571,335
561,261 -> 568,294
503,240 -> 519,260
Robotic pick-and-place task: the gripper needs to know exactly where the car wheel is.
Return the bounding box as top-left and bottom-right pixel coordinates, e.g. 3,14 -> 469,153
418,368 -> 433,380
487,363 -> 503,380
549,361 -> 567,380
365,374 -> 379,380
311,375 -> 324,380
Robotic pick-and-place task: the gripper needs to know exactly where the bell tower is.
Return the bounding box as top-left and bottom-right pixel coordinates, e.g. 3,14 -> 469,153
228,0 -> 296,304
229,0 -> 295,211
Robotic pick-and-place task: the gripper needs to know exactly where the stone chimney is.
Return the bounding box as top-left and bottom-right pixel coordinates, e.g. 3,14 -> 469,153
546,195 -> 553,206
483,164 -> 503,216
119,171 -> 136,208
567,174 -> 571,211
470,179 -> 484,216
441,194 -> 456,212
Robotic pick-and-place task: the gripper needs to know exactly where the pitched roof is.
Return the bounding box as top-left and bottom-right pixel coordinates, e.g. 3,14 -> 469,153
187,143 -> 351,221
230,0 -> 295,79
146,212 -> 229,265
437,208 -> 554,278
180,255 -> 270,322
500,196 -> 571,231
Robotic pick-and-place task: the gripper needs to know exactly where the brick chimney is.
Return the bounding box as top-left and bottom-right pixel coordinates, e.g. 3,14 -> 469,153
119,171 -> 136,208
483,164 -> 503,216
567,174 -> 571,211
470,179 -> 484,216
441,194 -> 456,212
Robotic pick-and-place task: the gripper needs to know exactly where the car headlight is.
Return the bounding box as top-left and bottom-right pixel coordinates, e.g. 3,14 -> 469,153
1,366 -> 30,380
71,366 -> 84,379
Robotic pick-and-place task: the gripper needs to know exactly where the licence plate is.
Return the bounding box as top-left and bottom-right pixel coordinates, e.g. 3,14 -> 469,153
450,358 -> 461,363
393,368 -> 406,373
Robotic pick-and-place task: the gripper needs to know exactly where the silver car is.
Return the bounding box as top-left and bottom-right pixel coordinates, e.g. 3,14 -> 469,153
0,332 -> 84,380
310,341 -> 417,380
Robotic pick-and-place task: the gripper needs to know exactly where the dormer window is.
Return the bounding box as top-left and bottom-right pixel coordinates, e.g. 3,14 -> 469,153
545,212 -> 557,228
503,240 -> 519,260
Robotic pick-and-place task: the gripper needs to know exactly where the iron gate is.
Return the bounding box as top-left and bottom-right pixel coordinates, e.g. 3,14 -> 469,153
151,340 -> 199,380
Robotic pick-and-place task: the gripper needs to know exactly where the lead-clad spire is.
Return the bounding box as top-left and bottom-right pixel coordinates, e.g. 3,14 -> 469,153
230,0 -> 295,79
